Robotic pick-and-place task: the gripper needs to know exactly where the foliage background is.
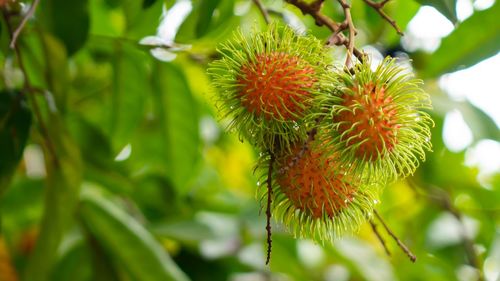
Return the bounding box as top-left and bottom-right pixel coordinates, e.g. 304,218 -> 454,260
0,0 -> 499,280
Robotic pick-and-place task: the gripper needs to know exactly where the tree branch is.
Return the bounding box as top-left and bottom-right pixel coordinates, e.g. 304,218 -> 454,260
369,219 -> 391,257
9,0 -> 41,48
285,0 -> 364,62
362,0 -> 403,36
2,10 -> 59,167
374,209 -> 417,262
336,0 -> 356,66
408,181 -> 484,279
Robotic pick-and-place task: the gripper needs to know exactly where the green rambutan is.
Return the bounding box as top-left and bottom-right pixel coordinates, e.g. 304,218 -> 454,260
207,23 -> 334,151
315,57 -> 433,183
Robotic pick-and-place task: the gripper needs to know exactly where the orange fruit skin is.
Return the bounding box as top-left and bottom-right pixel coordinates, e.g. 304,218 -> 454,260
334,83 -> 400,161
277,146 -> 354,219
238,52 -> 315,120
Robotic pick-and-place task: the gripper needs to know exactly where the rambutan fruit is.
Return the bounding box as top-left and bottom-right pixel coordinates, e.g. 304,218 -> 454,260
316,57 -> 433,183
260,141 -> 379,242
207,23 -> 334,151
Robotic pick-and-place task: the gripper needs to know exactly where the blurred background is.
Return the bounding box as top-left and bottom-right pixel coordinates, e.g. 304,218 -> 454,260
0,0 -> 499,280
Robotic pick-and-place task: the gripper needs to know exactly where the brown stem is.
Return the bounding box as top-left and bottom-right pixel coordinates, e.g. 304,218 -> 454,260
374,209 -> 417,262
9,0 -> 41,48
285,0 -> 364,62
336,0 -> 356,66
369,219 -> 391,257
265,152 -> 275,265
2,11 -> 59,167
252,0 -> 271,24
362,0 -> 403,36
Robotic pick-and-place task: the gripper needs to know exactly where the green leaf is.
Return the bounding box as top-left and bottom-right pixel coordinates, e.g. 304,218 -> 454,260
196,0 -> 222,37
110,44 -> 149,148
39,0 -> 90,55
422,2 -> 500,77
24,117 -> 82,281
79,186 -> 190,281
150,62 -> 200,192
431,94 -> 500,142
152,220 -> 215,243
459,102 -> 500,142
415,0 -> 457,23
143,0 -> 159,9
124,0 -> 164,38
176,0 -> 235,43
0,91 -> 32,196
51,240 -> 92,281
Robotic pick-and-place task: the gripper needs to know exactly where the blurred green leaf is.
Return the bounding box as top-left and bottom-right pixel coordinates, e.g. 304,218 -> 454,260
150,62 -> 200,192
176,0 -> 235,43
384,0 -> 420,44
432,94 -> 500,142
124,0 -> 164,38
0,91 -> 32,196
152,220 -> 215,243
110,44 -> 148,148
24,117 -> 83,281
422,2 -> 500,77
143,0 -> 159,9
40,34 -> 70,111
39,0 -> 90,55
196,0 -> 222,37
79,186 -> 190,281
415,0 -> 457,23
459,102 -> 500,142
51,240 -> 92,281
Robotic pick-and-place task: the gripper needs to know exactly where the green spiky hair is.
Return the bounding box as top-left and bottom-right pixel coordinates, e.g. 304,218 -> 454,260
257,141 -> 380,242
207,23 -> 335,152
314,57 -> 433,183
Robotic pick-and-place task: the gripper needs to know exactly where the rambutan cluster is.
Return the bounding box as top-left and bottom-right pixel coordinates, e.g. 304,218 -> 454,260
207,23 -> 432,243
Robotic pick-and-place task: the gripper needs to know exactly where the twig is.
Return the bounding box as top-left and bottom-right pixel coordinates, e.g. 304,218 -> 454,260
2,10 -> 59,166
374,209 -> 417,262
336,0 -> 356,66
362,0 -> 403,36
440,196 -> 482,278
252,0 -> 271,24
265,152 -> 275,265
369,219 -> 391,257
407,181 -> 484,279
10,0 -> 41,48
285,0 -> 364,62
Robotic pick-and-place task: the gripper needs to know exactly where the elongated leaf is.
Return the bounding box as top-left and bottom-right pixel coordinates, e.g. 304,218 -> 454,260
423,2 -> 500,77
79,186 -> 190,281
431,94 -> 500,141
151,62 -> 200,192
0,91 -> 32,196
459,102 -> 500,142
24,117 -> 82,281
416,0 -> 457,23
176,0 -> 235,42
110,44 -> 148,148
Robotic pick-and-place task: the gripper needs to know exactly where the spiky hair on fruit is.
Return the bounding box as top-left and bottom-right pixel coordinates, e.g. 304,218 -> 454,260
257,141 -> 380,242
207,23 -> 335,152
314,57 -> 433,183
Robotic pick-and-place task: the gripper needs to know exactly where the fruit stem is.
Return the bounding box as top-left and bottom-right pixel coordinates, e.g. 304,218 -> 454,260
265,151 -> 275,265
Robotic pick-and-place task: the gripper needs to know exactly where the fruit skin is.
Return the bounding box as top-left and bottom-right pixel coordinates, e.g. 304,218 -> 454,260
315,57 -> 433,183
207,23 -> 335,152
258,141 -> 379,242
